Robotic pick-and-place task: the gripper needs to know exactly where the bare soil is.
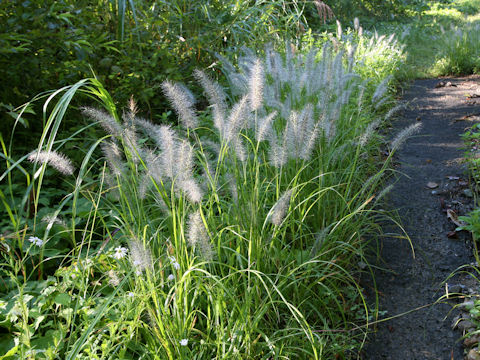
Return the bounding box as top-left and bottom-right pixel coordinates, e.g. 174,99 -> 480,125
363,76 -> 480,360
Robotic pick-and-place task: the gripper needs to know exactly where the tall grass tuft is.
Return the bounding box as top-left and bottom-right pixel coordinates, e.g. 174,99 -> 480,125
434,23 -> 480,75
0,35 -> 413,359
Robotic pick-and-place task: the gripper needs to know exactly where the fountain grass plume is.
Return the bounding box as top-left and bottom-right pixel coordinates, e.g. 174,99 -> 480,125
129,238 -> 153,272
194,69 -> 227,136
122,127 -> 141,164
256,111 -> 277,143
28,150 -> 75,176
372,76 -> 391,105
161,80 -> 198,130
224,95 -> 249,143
187,211 -> 213,261
178,177 -> 203,203
384,103 -> 407,121
359,118 -> 382,147
175,140 -> 195,182
232,136 -> 247,162
391,122 -> 422,151
269,189 -> 293,226
269,127 -> 288,169
101,141 -> 124,176
248,58 -> 264,111
301,122 -> 320,161
143,148 -> 163,184
81,107 -> 123,137
157,125 -> 176,179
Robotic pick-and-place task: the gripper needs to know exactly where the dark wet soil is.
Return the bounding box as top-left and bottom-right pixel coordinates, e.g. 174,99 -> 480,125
363,76 -> 480,360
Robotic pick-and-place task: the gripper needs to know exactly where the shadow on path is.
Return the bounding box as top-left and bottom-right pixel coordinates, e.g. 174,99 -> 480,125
363,76 -> 480,359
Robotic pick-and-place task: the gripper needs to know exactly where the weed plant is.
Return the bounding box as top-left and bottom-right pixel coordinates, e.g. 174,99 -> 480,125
0,36 -> 415,358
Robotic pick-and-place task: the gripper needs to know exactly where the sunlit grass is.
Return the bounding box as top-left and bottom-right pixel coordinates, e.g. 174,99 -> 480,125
0,35 -> 411,358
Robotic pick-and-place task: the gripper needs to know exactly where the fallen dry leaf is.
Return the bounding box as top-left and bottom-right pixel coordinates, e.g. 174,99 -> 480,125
427,182 -> 439,189
446,209 -> 466,227
467,94 -> 480,99
439,197 -> 446,210
447,231 -> 458,238
456,113 -> 480,122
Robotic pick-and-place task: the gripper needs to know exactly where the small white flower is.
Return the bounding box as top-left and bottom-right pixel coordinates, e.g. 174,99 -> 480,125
127,292 -> 134,298
179,339 -> 188,346
28,236 -> 43,246
113,247 -> 128,259
135,270 -> 142,276
167,274 -> 175,281
168,256 -> 180,270
133,260 -> 142,267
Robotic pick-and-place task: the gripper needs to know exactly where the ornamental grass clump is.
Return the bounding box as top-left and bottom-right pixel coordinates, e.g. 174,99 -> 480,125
434,23 -> 480,75
3,31 -> 414,359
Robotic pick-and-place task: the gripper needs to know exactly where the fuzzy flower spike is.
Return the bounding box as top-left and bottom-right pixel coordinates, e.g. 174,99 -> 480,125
161,81 -> 198,130
28,150 -> 75,176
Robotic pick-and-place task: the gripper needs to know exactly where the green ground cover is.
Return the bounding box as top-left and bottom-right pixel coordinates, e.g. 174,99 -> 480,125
1,0 -> 480,358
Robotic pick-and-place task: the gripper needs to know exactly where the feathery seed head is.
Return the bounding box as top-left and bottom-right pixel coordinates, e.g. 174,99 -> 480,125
161,81 -> 198,130
129,239 -> 153,272
301,122 -> 320,161
143,148 -> 163,184
81,107 -> 123,137
194,69 -> 227,135
391,123 -> 422,151
28,150 -> 75,176
359,118 -> 382,147
384,103 -> 407,121
269,132 -> 288,168
108,270 -> 120,286
256,111 -> 277,143
372,77 -> 391,104
187,211 -> 213,261
226,174 -> 238,205
232,136 -> 247,162
138,173 -> 151,199
122,127 -> 141,164
269,189 -> 293,226
224,95 -> 249,143
376,184 -> 394,202
42,214 -> 66,228
101,141 -> 124,176
336,20 -> 343,39
248,58 -> 264,111
157,125 -> 177,179
175,139 -> 194,181
179,178 -> 203,203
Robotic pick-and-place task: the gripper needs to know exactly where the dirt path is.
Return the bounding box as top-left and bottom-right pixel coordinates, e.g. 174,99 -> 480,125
363,77 -> 480,359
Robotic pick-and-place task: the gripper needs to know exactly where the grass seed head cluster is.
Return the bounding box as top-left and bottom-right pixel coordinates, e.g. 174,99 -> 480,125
3,28 -> 412,359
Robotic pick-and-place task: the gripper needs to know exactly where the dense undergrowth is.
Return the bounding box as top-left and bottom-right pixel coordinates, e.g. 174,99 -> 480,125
1,0 -> 480,359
